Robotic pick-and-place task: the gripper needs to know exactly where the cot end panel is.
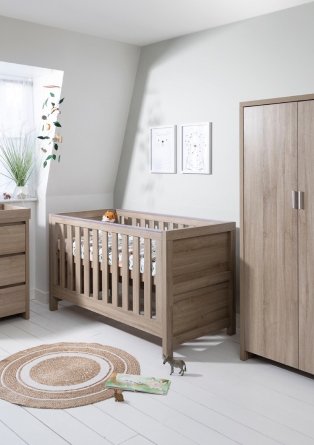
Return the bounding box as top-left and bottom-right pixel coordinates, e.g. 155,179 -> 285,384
171,230 -> 234,341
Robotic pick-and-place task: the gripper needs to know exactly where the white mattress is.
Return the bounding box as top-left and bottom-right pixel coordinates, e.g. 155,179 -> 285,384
73,233 -> 157,276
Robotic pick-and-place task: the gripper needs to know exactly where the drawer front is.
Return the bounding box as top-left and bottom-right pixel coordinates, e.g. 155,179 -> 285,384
0,224 -> 25,255
0,285 -> 26,318
0,255 -> 25,286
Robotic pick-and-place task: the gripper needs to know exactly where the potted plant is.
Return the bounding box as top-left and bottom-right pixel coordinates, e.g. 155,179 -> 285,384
0,132 -> 34,199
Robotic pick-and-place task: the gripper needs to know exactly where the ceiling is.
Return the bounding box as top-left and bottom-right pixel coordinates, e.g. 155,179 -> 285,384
0,0 -> 312,46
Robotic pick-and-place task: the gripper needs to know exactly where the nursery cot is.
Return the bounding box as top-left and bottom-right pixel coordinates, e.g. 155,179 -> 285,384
49,209 -> 236,356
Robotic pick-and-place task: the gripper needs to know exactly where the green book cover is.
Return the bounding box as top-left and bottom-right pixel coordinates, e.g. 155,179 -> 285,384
105,373 -> 171,395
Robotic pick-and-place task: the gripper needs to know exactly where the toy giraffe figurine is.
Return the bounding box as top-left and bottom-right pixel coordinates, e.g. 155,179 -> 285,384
163,356 -> 186,376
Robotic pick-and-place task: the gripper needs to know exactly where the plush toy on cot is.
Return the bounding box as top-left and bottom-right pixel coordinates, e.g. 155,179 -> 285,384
102,210 -> 118,222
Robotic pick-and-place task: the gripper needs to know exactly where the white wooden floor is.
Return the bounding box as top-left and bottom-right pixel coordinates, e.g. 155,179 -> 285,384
0,302 -> 314,445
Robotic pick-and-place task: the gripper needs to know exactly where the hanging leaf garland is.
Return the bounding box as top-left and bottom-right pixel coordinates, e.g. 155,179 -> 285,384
37,86 -> 64,168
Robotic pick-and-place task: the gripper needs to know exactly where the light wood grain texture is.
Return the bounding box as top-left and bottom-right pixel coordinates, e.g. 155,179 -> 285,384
144,238 -> 152,319
101,231 -> 109,303
24,220 -> 30,319
0,255 -> 25,286
242,102 -> 299,368
66,225 -> 73,291
0,205 -> 30,319
83,228 -> 90,297
49,209 -> 235,356
132,236 -> 140,314
122,234 -> 129,310
92,229 -> 99,299
75,226 -> 81,294
59,224 -> 66,289
227,229 -> 236,335
111,232 -> 118,307
0,224 -> 25,255
49,217 -> 59,311
298,100 -> 314,374
0,285 -> 26,318
240,93 -> 314,108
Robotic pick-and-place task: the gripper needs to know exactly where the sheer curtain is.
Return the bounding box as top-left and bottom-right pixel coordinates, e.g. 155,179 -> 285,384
0,77 -> 35,194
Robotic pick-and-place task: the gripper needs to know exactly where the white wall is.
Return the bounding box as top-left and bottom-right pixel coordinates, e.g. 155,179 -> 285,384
115,2 -> 314,222
0,15 -> 140,298
114,3 -> 314,307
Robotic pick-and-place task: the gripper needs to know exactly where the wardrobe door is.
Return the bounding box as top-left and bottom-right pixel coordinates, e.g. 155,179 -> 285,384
243,102 -> 299,367
298,100 -> 314,374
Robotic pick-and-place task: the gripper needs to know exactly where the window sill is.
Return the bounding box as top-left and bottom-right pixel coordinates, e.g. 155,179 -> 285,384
0,197 -> 38,204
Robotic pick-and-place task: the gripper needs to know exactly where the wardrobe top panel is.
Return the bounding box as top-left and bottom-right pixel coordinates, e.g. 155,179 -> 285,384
240,93 -> 314,108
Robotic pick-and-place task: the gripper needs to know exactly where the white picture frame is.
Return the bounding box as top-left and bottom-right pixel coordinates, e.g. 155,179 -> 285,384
150,125 -> 176,173
180,122 -> 212,174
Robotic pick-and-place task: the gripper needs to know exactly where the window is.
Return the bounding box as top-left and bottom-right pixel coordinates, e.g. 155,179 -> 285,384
0,77 -> 35,195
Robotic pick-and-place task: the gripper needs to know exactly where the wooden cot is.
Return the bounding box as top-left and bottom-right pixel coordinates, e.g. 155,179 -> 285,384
49,209 -> 236,356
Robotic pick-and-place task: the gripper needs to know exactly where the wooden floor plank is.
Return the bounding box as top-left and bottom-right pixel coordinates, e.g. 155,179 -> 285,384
0,419 -> 28,445
0,401 -> 69,445
66,405 -> 137,444
26,408 -> 112,445
0,301 -> 314,445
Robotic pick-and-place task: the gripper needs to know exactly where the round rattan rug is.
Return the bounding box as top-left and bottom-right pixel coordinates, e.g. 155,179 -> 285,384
0,342 -> 140,409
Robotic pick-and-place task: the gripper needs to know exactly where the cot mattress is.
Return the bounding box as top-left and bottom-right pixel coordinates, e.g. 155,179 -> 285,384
73,233 -> 157,276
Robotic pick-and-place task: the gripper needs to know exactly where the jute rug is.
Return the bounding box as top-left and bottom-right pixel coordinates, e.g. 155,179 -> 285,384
0,342 -> 140,409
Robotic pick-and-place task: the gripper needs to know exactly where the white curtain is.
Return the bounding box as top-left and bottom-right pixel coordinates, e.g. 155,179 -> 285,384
0,77 -> 35,194
0,77 -> 34,137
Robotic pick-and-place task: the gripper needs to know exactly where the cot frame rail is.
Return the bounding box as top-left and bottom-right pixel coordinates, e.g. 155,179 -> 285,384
49,209 -> 236,356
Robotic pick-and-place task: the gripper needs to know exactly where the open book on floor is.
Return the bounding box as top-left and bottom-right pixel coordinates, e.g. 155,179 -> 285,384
105,373 -> 171,395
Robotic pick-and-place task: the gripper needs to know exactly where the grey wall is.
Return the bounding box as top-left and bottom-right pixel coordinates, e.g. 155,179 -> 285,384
0,15 -> 140,297
115,2 -> 314,224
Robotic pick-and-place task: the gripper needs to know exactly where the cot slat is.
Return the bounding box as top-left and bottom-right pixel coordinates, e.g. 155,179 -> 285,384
149,220 -> 154,229
158,221 -> 164,230
144,238 -> 152,319
52,223 -> 58,286
83,228 -> 90,297
111,232 -> 118,306
122,234 -> 128,310
155,239 -> 162,322
75,226 -> 81,293
101,231 -> 109,302
133,236 -> 140,314
59,224 -> 66,289
66,225 -> 73,290
140,218 -> 146,228
92,229 -> 99,298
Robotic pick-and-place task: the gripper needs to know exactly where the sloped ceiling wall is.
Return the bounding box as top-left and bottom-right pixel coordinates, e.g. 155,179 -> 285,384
0,14 -> 140,209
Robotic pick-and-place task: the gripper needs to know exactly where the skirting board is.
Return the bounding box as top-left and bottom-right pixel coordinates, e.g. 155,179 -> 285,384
33,288 -> 49,304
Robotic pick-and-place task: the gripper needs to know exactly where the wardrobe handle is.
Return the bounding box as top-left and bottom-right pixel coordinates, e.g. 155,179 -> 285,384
298,191 -> 304,210
292,191 -> 298,209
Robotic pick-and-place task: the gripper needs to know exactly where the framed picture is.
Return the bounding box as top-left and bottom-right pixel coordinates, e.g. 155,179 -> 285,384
180,122 -> 212,174
150,125 -> 176,173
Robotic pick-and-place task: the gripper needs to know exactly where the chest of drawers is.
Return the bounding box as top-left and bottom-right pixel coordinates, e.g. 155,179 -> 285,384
0,204 -> 31,319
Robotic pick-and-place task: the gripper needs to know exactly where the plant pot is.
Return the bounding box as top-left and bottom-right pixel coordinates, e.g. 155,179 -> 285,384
14,185 -> 29,200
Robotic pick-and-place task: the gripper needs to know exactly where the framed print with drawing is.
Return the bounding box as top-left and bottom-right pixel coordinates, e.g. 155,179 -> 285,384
180,122 -> 212,174
150,125 -> 176,173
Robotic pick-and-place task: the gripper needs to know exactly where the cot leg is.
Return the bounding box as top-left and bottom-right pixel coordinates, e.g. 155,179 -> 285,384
49,295 -> 59,311
162,337 -> 173,358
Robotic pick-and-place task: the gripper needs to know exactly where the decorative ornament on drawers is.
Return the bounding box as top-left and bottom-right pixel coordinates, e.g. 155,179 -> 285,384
0,204 -> 30,319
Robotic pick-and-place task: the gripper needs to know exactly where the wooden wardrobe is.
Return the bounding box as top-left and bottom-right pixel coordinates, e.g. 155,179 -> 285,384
240,94 -> 314,375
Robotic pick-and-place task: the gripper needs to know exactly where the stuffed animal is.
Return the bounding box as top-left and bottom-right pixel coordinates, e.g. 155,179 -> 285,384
3,192 -> 11,200
102,210 -> 118,222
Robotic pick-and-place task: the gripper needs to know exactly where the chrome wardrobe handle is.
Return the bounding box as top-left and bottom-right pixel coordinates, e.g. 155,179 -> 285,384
292,191 -> 298,209
298,191 -> 304,210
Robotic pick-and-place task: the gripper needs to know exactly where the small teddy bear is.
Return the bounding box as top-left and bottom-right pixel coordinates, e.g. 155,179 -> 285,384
3,192 -> 11,200
102,210 -> 118,223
